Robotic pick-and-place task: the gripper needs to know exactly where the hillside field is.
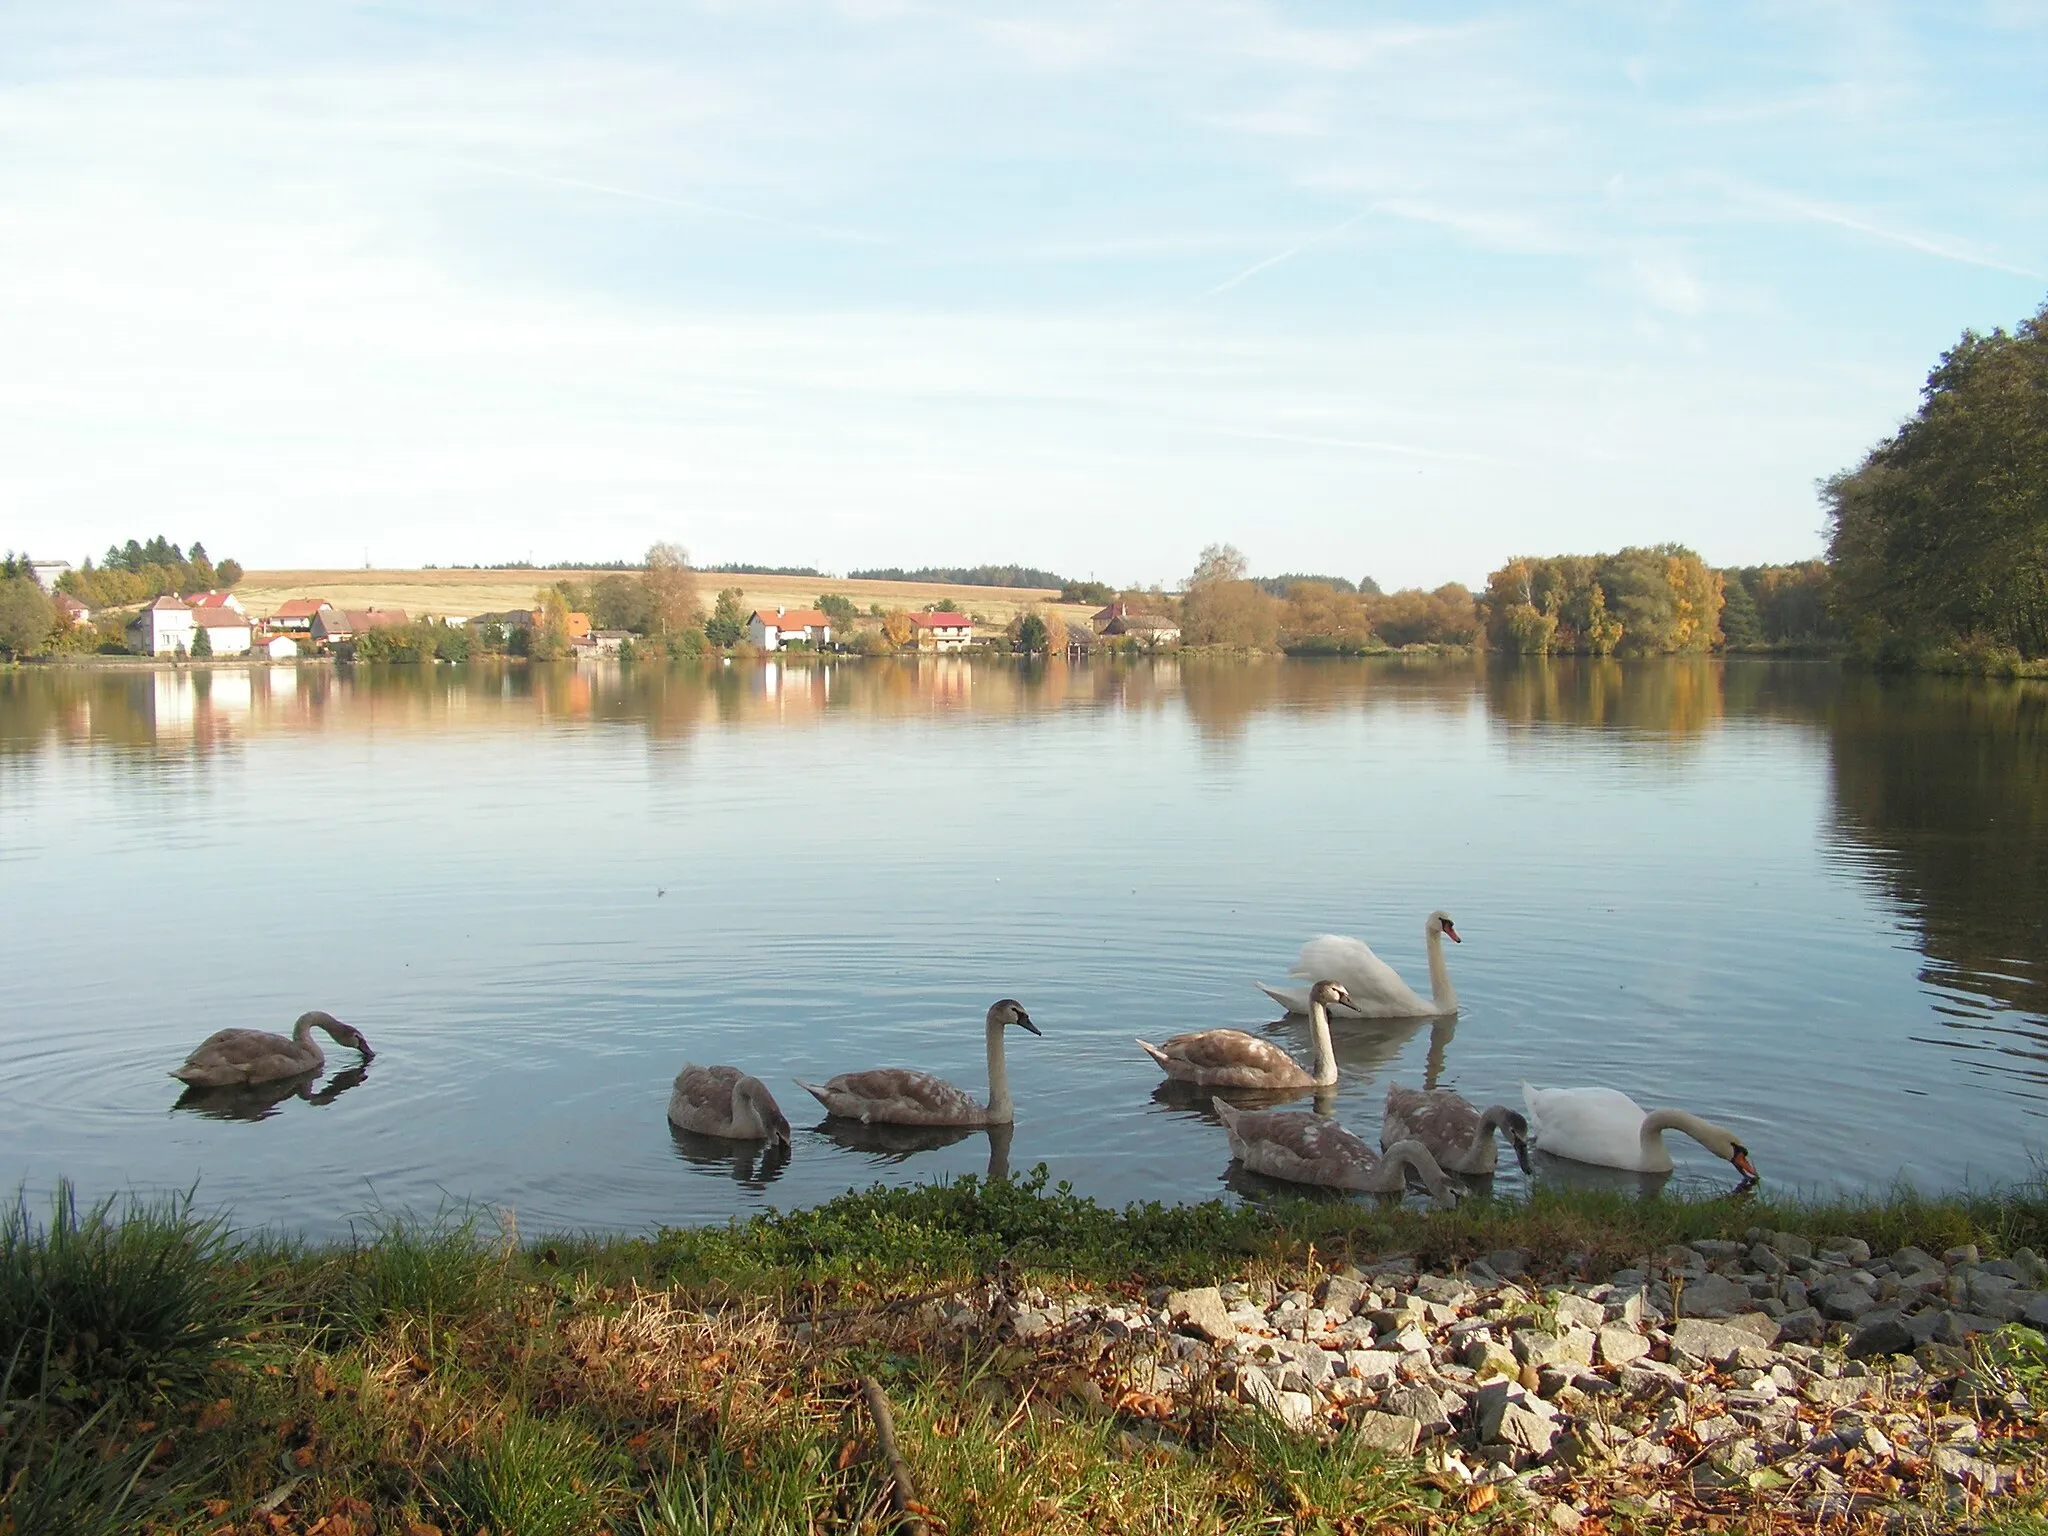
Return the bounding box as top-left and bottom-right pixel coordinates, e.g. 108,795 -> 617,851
235,568 -> 1103,633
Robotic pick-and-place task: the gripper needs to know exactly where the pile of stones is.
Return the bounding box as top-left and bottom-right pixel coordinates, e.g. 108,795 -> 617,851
963,1229 -> 2047,1528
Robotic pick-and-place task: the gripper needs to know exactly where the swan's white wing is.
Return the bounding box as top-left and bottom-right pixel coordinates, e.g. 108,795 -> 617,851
1288,935 -> 1424,1014
1523,1085 -> 1660,1171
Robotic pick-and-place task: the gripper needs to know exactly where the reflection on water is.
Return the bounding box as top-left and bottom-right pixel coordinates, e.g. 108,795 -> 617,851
667,1123 -> 792,1190
171,1064 -> 372,1123
810,1119 -> 1015,1182
2,655 -> 2045,1237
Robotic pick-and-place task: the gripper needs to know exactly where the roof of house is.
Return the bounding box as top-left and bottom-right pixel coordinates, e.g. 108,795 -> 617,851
274,598 -> 333,618
909,611 -> 971,628
751,608 -> 830,629
185,590 -> 237,608
345,609 -> 410,630
54,593 -> 90,614
145,594 -> 191,613
191,607 -> 251,628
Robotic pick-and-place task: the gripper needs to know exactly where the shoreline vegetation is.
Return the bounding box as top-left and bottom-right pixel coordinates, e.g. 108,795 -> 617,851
6,1173 -> 2047,1534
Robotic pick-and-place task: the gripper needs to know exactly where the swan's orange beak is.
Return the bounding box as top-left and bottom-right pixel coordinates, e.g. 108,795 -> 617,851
1442,922 -> 1461,943
1732,1148 -> 1757,1181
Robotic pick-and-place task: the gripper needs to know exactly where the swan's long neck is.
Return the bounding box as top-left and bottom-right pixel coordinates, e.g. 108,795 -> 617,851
1463,1108 -> 1509,1166
983,1018 -> 1013,1123
1424,928 -> 1457,1013
291,1014 -> 324,1062
1641,1109 -> 1721,1156
1379,1140 -> 1451,1201
1306,998 -> 1338,1086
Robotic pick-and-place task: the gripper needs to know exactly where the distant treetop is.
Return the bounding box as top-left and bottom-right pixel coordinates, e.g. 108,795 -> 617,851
708,563 -> 824,577
848,565 -> 1067,589
1256,573 -> 1358,597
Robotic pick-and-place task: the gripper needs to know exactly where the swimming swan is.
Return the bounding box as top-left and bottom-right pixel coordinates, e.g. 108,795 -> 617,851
172,1010 -> 373,1088
795,999 -> 1040,1127
1214,1100 -> 1458,1204
1136,980 -> 1350,1090
1382,1083 -> 1530,1175
668,1064 -> 791,1146
1522,1084 -> 1757,1182
1259,911 -> 1461,1018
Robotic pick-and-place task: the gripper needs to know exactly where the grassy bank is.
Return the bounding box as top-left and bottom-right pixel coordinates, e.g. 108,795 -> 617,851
5,1172 -> 2047,1534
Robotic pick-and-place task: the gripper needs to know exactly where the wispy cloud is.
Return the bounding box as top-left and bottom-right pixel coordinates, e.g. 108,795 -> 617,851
1737,183 -> 2048,281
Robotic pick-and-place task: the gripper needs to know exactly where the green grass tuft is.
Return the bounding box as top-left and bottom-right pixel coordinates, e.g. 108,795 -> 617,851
431,1412 -> 624,1536
320,1203 -> 510,1343
0,1181 -> 251,1400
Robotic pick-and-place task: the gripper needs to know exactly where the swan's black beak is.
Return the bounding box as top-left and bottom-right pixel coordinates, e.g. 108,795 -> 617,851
1015,1012 -> 1041,1036
1510,1135 -> 1532,1175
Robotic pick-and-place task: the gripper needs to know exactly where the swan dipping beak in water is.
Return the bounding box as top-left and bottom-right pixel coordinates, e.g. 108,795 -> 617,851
172,1010 -> 373,1088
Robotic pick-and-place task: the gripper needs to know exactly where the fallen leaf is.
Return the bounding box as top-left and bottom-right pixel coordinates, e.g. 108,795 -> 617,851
1465,1484 -> 1496,1514
195,1399 -> 234,1432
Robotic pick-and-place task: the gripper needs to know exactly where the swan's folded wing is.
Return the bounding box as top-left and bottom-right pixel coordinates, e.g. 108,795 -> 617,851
672,1064 -> 740,1121
1290,935 -> 1406,996
1158,1029 -> 1300,1075
1228,1109 -> 1374,1167
1380,1085 -> 1480,1154
824,1068 -> 981,1122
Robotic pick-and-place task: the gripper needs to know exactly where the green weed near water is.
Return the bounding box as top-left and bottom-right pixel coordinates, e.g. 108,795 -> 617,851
313,1203 -> 513,1345
430,1411 -> 628,1536
0,1181 -> 252,1401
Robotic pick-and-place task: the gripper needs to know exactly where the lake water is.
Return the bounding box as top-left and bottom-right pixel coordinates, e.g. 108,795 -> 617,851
1,657 -> 2043,1240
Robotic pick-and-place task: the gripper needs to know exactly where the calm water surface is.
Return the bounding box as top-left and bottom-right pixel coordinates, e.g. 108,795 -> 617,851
1,657 -> 2043,1239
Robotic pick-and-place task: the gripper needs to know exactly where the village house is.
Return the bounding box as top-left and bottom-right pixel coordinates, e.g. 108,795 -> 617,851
27,560 -> 71,590
747,607 -> 832,651
190,606 -> 253,656
262,634 -> 301,660
54,593 -> 93,627
267,598 -> 333,634
185,590 -> 248,616
909,611 -> 973,651
1093,601 -> 1181,644
128,594 -> 195,655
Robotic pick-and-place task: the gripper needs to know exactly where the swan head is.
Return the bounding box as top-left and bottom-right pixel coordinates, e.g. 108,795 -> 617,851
1427,911 -> 1461,944
1307,980 -> 1356,1011
1481,1105 -> 1532,1173
1692,1119 -> 1758,1182
302,1012 -> 374,1060
741,1078 -> 792,1148
988,998 -> 1040,1036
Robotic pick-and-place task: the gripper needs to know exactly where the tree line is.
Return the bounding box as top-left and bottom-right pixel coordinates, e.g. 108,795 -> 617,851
57,537 -> 244,608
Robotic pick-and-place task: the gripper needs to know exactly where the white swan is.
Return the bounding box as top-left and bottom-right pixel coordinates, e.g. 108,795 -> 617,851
172,1010 -> 373,1088
1259,911 -> 1460,1018
1522,1084 -> 1757,1181
1135,980 -> 1349,1090
668,1064 -> 791,1146
1214,1100 -> 1458,1205
1381,1083 -> 1530,1175
796,999 -> 1039,1127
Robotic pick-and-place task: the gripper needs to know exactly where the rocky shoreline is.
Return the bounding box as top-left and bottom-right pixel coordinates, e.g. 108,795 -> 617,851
919,1228 -> 2048,1529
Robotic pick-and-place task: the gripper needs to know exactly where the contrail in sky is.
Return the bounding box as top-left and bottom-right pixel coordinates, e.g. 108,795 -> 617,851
1199,208 -> 1374,300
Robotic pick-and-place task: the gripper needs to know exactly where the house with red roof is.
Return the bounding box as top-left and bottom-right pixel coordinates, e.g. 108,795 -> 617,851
268,598 -> 334,634
190,606 -> 252,656
184,589 -> 248,616
748,606 -> 832,651
127,595 -> 194,655
909,611 -> 973,651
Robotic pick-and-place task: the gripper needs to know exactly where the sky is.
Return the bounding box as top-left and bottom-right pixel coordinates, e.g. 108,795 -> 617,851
2,2 -> 2044,590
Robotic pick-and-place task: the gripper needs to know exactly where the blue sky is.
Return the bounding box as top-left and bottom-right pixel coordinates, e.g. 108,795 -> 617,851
3,2 -> 2043,589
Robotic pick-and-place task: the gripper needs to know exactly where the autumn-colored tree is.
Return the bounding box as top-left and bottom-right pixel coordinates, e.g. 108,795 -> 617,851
881,608 -> 913,647
1364,584 -> 1481,648
529,587 -> 570,660
642,542 -> 700,637
1180,543 -> 1279,647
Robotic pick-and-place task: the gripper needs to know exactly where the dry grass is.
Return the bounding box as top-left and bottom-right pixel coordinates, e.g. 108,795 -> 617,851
234,568 -> 1102,632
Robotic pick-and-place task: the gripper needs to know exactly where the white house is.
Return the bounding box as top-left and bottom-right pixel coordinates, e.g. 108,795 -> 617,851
28,560 -> 71,590
747,607 -> 832,651
909,611 -> 973,651
262,634 -> 300,660
190,607 -> 252,656
128,595 -> 195,655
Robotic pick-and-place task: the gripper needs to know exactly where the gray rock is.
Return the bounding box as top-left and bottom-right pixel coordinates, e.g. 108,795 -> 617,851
1722,1311 -> 1781,1346
1316,1273 -> 1367,1317
1779,1277 -> 1809,1311
1275,1390 -> 1316,1429
1383,1381 -> 1453,1431
1764,1230 -> 1814,1260
1499,1401 -> 1559,1459
1347,1409 -> 1421,1456
1845,1312 -> 1914,1359
1818,1284 -> 1877,1323
1801,1376 -> 1869,1408
1551,1293 -> 1605,1331
1618,1360 -> 1687,1397
1512,1329 -> 1564,1367
1891,1245 -> 1938,1273
1944,1243 -> 1980,1266
1934,1311 -> 2006,1345
1774,1307 -> 1823,1342
1692,1238 -> 1748,1262
1342,1349 -> 1404,1385
1165,1286 -> 1234,1344
2025,1292 -> 2048,1330
1597,1326 -> 1650,1367
1670,1318 -> 1758,1365
1933,1445 -> 2010,1493
1746,1244 -> 1788,1277
1548,1503 -> 1584,1533
1673,1273 -> 1752,1318
1486,1248 -> 1530,1278
1414,1274 -> 1476,1308
1821,1237 -> 1872,1265
1236,1364 -> 1282,1410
